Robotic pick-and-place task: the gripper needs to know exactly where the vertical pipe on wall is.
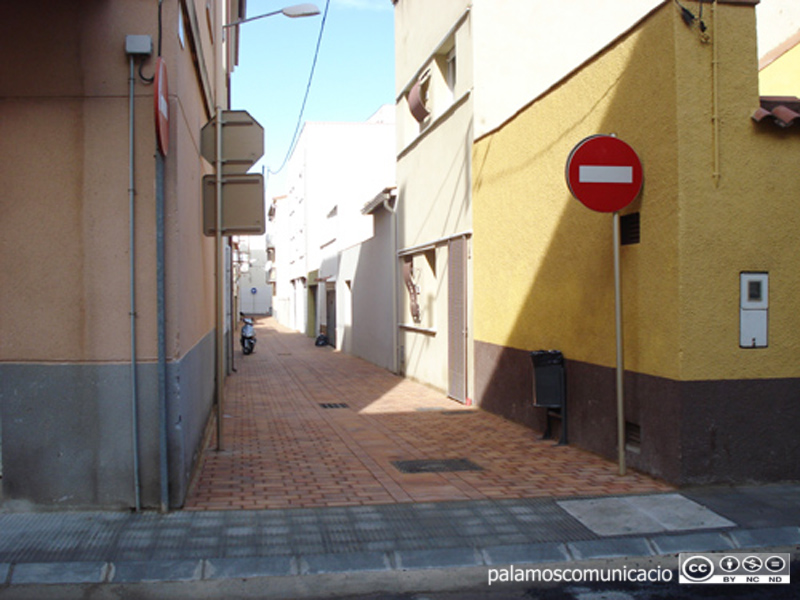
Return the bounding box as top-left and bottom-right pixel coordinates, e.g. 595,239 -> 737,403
156,0 -> 170,515
156,151 -> 169,512
711,0 -> 721,187
384,192 -> 398,374
128,55 -> 142,511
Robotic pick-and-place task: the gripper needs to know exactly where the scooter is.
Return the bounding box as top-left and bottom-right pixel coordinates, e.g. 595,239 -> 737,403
240,313 -> 256,355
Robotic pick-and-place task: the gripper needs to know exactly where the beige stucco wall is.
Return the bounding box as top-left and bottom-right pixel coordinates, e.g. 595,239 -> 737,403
395,2 -> 474,396
169,0 -> 219,359
0,0 -> 217,364
393,0 -> 470,95
0,0 -> 240,509
474,1 -> 800,382
396,99 -> 474,393
1,1 -> 156,362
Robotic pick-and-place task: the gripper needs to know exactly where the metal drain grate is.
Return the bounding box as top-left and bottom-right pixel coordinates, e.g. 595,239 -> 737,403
392,458 -> 483,474
414,408 -> 475,415
320,403 -> 349,409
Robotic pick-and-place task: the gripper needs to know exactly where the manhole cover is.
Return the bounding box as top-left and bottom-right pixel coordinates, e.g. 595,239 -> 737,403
320,403 -> 349,409
392,458 -> 483,474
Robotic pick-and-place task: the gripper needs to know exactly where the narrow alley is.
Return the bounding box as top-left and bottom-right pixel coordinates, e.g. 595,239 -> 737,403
185,318 -> 671,511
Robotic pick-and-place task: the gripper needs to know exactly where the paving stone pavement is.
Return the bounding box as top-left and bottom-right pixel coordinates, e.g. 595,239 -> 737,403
0,487 -> 798,592
3,318 -> 798,596
184,317 -> 672,511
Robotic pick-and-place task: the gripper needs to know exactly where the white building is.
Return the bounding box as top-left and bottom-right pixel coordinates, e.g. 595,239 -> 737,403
272,107 -> 396,358
234,234 -> 273,316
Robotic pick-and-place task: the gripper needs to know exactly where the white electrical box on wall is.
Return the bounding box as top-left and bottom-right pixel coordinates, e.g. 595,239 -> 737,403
740,272 -> 768,348
125,35 -> 152,56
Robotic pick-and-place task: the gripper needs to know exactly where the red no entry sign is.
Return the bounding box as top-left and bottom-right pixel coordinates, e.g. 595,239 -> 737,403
566,135 -> 642,213
154,57 -> 169,156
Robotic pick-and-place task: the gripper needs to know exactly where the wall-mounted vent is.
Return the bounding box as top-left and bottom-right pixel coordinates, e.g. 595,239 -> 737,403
620,212 -> 641,245
320,403 -> 349,409
625,421 -> 641,452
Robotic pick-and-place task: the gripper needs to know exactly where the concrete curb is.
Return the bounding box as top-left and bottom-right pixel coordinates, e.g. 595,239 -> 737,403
1,526 -> 796,586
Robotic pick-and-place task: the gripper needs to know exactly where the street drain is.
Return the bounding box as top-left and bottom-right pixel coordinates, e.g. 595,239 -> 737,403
414,408 -> 475,415
392,458 -> 483,474
320,403 -> 349,409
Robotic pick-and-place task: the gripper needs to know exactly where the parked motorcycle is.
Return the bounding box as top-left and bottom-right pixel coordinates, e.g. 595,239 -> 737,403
240,313 -> 256,355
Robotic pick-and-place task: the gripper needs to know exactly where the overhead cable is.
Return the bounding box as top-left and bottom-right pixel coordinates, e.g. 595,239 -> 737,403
268,0 -> 331,178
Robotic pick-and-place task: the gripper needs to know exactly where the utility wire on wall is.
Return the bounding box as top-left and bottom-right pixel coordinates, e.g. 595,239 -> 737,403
674,0 -> 708,36
136,0 -> 163,84
267,0 -> 331,180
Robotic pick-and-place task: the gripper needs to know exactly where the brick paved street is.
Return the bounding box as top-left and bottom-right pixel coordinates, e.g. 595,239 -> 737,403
184,317 -> 671,510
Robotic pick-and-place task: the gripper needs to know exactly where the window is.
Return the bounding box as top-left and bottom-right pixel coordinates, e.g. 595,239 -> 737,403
205,1 -> 215,43
407,41 -> 456,129
178,8 -> 186,49
446,48 -> 456,100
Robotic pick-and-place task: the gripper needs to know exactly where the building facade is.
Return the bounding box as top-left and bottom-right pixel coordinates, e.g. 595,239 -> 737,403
338,187 -> 398,372
235,235 -> 274,316
394,0 -> 800,484
0,0 -> 242,509
272,108 -> 396,359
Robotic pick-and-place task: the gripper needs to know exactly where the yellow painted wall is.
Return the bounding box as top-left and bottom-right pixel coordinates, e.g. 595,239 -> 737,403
676,4 -> 800,380
474,6 -> 681,379
474,2 -> 800,382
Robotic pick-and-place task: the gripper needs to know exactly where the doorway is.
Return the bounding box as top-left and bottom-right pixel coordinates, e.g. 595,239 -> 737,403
326,284 -> 337,348
448,236 -> 468,402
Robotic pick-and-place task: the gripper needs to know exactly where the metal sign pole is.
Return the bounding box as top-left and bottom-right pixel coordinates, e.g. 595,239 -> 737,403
215,109 -> 225,452
613,211 -> 626,476
214,2 -> 225,452
567,135 -> 640,478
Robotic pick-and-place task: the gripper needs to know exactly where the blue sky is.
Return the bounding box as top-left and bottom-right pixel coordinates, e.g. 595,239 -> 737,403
230,0 -> 395,197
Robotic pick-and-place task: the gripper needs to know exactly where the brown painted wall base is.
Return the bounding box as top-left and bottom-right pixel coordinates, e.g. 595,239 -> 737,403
475,340 -> 800,485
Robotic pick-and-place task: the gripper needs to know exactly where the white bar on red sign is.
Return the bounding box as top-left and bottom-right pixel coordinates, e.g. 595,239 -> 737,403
579,165 -> 633,184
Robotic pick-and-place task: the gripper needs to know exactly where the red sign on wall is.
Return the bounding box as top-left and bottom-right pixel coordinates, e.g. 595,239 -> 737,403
154,57 -> 169,156
566,135 -> 643,213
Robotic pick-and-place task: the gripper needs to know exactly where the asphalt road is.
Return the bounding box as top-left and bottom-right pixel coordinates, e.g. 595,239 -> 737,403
1,555 -> 795,600
303,557 -> 798,600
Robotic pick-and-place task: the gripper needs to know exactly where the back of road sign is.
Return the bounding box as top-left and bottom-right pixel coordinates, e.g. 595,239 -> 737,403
201,110 -> 264,175
202,173 -> 265,236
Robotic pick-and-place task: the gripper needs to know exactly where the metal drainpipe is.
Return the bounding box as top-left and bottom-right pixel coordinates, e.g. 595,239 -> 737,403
128,54 -> 142,512
156,150 -> 168,512
711,0 -> 721,187
383,191 -> 398,374
155,0 -> 169,515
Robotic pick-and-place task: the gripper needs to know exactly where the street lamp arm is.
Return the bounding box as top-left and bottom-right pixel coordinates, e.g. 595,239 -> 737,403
224,3 -> 320,28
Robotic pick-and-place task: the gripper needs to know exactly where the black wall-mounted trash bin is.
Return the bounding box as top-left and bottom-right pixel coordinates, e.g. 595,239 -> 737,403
530,350 -> 567,444
531,350 -> 565,407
